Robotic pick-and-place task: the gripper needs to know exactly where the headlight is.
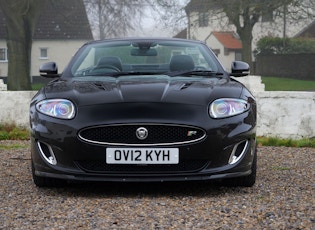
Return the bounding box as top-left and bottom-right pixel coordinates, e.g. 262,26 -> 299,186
36,99 -> 75,119
210,98 -> 249,118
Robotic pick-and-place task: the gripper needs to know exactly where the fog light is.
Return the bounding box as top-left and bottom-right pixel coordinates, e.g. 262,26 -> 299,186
228,140 -> 249,164
37,141 -> 57,165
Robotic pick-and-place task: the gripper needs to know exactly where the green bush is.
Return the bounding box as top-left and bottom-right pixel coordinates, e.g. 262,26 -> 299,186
256,37 -> 315,55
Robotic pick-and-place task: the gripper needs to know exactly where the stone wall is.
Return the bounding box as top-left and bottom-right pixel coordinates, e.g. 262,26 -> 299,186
0,91 -> 36,126
0,77 -> 314,139
256,91 -> 315,139
0,79 -> 7,91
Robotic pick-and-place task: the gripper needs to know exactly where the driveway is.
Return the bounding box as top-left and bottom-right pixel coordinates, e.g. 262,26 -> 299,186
0,140 -> 314,229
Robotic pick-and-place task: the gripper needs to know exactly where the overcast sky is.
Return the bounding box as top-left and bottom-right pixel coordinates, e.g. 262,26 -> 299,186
127,0 -> 189,38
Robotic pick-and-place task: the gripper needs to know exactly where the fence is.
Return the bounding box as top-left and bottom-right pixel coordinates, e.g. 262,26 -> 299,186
256,53 -> 315,80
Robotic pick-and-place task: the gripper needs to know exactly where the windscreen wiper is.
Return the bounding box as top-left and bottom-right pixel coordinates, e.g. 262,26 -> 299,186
167,70 -> 224,77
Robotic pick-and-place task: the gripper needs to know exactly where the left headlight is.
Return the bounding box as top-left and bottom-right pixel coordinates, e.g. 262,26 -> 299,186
36,99 -> 75,119
209,98 -> 249,119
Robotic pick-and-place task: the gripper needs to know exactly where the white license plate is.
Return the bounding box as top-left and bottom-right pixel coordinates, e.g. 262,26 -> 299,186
106,148 -> 179,164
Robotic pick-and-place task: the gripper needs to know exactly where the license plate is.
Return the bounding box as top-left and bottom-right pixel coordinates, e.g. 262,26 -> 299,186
106,148 -> 179,164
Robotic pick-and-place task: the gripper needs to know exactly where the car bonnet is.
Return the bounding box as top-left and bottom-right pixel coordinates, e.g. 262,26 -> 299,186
43,75 -> 244,106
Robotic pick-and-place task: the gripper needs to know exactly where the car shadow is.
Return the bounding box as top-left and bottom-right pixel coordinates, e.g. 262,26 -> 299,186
36,180 -> 254,198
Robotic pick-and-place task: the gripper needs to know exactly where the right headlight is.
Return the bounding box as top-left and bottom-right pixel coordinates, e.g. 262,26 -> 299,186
209,98 -> 250,118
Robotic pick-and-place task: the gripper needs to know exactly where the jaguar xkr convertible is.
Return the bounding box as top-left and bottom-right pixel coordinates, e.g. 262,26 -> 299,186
30,38 -> 257,187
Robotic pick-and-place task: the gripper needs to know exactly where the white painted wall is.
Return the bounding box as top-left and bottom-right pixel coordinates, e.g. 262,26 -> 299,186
0,91 -> 36,126
31,40 -> 86,76
256,91 -> 315,139
0,78 -> 314,139
205,34 -> 237,71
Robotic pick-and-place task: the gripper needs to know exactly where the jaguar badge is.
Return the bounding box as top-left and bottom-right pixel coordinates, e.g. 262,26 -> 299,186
136,127 -> 148,140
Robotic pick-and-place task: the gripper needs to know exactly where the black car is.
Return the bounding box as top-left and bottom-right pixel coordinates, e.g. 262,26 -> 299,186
30,38 -> 257,187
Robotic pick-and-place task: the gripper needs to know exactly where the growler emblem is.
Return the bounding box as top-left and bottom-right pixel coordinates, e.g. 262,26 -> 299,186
136,127 -> 148,140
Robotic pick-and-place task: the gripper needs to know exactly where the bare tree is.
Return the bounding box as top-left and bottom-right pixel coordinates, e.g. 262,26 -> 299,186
84,0 -> 188,39
84,0 -> 144,39
0,0 -> 46,90
186,0 -> 315,66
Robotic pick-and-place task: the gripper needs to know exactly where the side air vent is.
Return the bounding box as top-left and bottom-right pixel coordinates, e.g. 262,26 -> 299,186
228,140 -> 249,165
37,141 -> 57,165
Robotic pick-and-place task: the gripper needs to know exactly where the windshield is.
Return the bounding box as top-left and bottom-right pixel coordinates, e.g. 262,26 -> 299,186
71,39 -> 221,78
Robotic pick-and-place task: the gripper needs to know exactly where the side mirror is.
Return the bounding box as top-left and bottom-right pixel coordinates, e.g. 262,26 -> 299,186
39,62 -> 60,78
230,61 -> 250,77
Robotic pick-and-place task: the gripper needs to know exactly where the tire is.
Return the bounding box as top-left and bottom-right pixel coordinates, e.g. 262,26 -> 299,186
223,147 -> 257,187
31,162 -> 67,187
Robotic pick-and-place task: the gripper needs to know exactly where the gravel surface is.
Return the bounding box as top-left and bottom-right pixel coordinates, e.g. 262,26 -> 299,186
0,140 -> 314,230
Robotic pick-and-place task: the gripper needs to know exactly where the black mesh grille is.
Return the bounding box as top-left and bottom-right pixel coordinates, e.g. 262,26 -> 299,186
76,160 -> 209,173
78,124 -> 206,145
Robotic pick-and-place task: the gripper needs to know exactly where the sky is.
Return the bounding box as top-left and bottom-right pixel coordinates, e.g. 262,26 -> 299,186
88,0 -> 189,39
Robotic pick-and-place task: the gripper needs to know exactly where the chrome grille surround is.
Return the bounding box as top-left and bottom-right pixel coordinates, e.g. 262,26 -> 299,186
78,123 -> 206,146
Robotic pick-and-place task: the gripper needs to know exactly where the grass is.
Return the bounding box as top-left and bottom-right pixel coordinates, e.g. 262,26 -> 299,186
0,143 -> 29,150
0,123 -> 30,140
32,83 -> 44,91
261,76 -> 315,91
257,136 -> 315,148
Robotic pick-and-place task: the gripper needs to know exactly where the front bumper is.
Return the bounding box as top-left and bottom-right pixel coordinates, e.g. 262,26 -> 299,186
31,134 -> 256,183
30,97 -> 257,183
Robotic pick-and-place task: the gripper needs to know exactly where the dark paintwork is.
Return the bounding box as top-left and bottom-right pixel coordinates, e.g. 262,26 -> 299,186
30,38 -> 257,186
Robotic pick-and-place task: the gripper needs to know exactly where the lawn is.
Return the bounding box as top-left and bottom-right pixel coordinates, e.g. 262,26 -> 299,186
261,76 -> 315,91
32,83 -> 44,91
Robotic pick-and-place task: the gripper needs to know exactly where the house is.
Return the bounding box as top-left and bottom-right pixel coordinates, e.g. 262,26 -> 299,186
205,31 -> 242,70
173,28 -> 187,39
183,0 -> 314,70
295,20 -> 315,39
0,0 -> 93,82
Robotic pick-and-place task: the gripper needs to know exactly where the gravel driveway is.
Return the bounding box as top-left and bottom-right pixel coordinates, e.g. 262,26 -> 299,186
0,140 -> 314,229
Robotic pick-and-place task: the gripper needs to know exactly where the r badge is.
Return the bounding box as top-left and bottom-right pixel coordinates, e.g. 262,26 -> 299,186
187,131 -> 197,136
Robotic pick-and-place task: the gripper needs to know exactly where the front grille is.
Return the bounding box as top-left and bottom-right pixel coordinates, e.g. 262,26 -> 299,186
76,160 -> 209,174
78,124 -> 206,146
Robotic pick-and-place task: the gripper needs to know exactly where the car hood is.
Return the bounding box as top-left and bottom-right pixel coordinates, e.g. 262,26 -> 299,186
43,75 -> 244,106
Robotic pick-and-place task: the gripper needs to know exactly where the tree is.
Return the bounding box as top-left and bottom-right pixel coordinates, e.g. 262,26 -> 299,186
84,0 -> 188,39
186,0 -> 315,67
0,0 -> 46,90
84,0 -> 143,39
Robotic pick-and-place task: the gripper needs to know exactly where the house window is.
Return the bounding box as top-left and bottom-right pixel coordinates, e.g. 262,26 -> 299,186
212,49 -> 220,57
262,9 -> 273,22
235,51 -> 242,61
40,48 -> 48,59
0,48 -> 8,61
199,12 -> 209,27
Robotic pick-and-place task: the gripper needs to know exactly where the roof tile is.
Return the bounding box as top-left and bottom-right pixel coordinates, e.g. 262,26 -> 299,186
212,31 -> 242,49
0,0 -> 92,40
